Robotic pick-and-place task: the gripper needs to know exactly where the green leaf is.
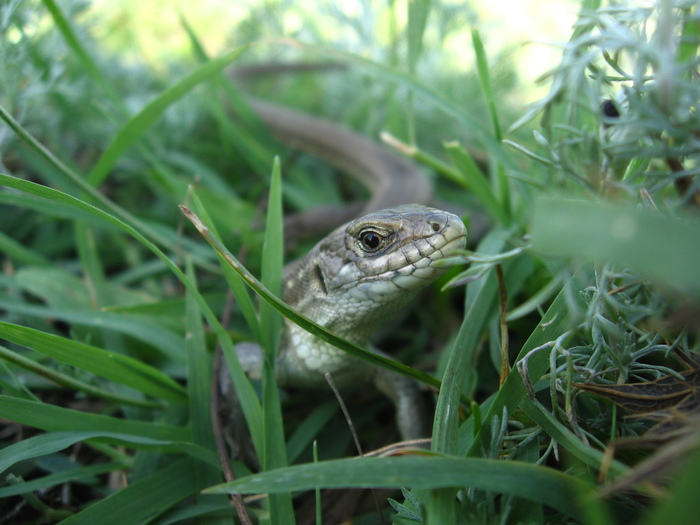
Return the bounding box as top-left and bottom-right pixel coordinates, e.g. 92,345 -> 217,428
407,0 -> 432,72
59,459 -> 201,525
444,141 -> 509,225
186,190 -> 265,458
0,396 -> 188,441
0,230 -> 50,266
462,270 -> 587,456
0,321 -> 187,403
520,399 -> 627,478
644,446 -> 700,525
0,345 -> 164,409
259,157 -> 294,522
0,462 -> 121,499
0,176 -> 252,442
86,45 -> 249,187
41,0 -> 123,109
471,29 -> 502,141
0,431 -> 218,476
205,455 -> 595,522
259,157 -> 284,356
531,197 -> 700,299
184,260 -> 217,450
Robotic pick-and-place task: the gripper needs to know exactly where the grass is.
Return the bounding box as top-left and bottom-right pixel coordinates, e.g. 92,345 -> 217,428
1,0 -> 699,524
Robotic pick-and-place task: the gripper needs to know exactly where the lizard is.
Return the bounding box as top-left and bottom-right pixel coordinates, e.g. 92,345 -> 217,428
219,66 -> 471,442
222,204 -> 467,441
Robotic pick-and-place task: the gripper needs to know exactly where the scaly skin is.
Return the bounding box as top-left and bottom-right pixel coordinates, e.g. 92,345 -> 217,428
236,204 -> 467,440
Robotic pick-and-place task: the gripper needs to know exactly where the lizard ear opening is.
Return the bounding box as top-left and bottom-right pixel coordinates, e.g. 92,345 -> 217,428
314,263 -> 328,295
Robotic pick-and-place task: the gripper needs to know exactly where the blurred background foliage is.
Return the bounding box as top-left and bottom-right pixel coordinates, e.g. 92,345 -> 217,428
1,0 -> 699,524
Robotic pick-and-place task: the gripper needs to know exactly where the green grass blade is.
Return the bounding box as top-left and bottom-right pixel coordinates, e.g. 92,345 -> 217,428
0,396 -> 188,440
0,175 -> 255,425
0,301 -> 185,362
258,157 -> 294,522
0,321 -> 186,402
0,345 -> 163,409
0,430 -> 218,476
407,0 -> 431,73
462,270 -> 587,456
428,231 -> 510,523
520,399 -> 627,478
471,29 -> 502,141
531,197 -> 700,299
184,260 -> 229,515
0,462 -> 121,499
185,260 -> 217,450
58,459 -> 201,525
189,189 -> 260,340
205,455 -> 596,522
186,189 -> 264,456
86,45 -> 249,187
444,141 -> 510,225
279,42 -> 516,170
643,447 -> 700,525
432,232 -> 508,454
259,157 -> 284,356
0,229 -> 50,266
41,0 -> 123,109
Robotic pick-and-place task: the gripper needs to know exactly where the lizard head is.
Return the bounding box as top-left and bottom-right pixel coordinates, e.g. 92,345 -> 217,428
314,205 -> 467,326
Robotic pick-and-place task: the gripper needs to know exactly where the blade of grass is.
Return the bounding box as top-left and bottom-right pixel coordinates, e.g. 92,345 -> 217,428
531,197 -> 700,299
0,174 -> 262,448
259,157 -> 284,357
41,0 -> 124,111
185,259 -> 216,448
0,462 -> 121,499
643,446 -> 700,525
471,29 -> 503,142
406,0 -> 432,143
520,398 -> 627,478
85,44 -> 249,187
462,270 -> 586,456
186,189 -> 264,458
0,430 -> 219,476
0,397 -> 189,440
0,300 -> 185,362
258,157 -> 294,522
0,345 -> 164,409
0,230 -> 50,266
302,42 -> 515,170
0,321 -> 186,402
188,189 -> 260,340
471,28 -> 511,215
0,106 -> 199,268
205,455 -> 596,522
184,259 -> 229,520
428,231 -> 511,523
444,141 -> 510,225
58,458 -> 200,525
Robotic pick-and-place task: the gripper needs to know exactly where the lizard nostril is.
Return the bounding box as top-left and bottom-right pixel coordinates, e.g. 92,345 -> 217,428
430,222 -> 441,232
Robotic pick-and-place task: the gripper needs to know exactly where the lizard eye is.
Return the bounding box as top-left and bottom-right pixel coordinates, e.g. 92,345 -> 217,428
359,230 -> 383,252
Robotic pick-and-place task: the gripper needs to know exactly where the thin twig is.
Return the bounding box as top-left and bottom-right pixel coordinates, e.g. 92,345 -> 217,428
324,372 -> 386,525
211,292 -> 254,525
